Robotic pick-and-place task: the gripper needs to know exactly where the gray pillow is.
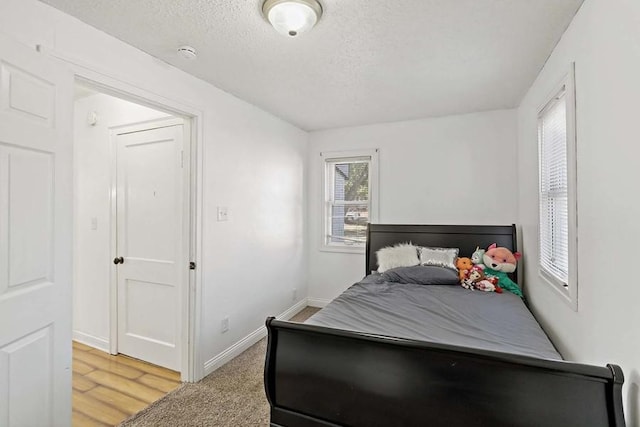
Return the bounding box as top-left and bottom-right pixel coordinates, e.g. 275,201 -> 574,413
418,246 -> 459,270
381,265 -> 460,285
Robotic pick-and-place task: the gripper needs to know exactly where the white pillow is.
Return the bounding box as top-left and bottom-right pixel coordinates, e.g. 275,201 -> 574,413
376,243 -> 420,273
418,246 -> 459,270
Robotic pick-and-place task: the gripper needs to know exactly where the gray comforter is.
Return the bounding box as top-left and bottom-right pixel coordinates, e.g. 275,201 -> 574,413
306,275 -> 562,360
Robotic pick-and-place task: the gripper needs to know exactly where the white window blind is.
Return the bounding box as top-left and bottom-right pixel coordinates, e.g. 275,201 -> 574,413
538,87 -> 569,287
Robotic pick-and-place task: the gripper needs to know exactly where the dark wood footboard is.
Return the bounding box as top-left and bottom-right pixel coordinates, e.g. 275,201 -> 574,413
264,318 -> 625,427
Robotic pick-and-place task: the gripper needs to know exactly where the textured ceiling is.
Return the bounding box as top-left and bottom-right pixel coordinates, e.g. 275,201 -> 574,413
42,0 -> 583,131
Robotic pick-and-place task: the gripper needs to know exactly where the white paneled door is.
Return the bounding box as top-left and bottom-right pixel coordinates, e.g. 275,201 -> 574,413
115,123 -> 185,371
0,36 -> 73,426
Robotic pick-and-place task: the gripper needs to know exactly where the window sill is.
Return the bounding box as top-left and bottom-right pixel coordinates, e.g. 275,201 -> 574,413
538,269 -> 577,311
319,245 -> 365,254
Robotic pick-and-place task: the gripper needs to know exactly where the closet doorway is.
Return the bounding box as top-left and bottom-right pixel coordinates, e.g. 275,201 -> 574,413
73,84 -> 192,373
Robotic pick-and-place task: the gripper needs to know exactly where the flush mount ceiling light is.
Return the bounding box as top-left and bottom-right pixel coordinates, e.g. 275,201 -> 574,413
262,0 -> 323,37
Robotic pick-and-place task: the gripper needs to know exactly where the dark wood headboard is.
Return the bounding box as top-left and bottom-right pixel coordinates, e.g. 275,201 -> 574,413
365,224 -> 517,275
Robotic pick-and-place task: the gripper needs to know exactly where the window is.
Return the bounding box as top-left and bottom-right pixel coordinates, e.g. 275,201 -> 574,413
321,149 -> 378,252
537,65 -> 577,309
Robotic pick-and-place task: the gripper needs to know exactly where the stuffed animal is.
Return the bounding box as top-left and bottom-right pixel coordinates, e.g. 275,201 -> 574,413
460,263 -> 478,290
456,257 -> 474,281
461,280 -> 475,290
464,265 -> 503,293
482,243 -> 523,297
466,266 -> 484,290
471,246 -> 486,266
474,276 -> 503,293
461,275 -> 475,290
475,281 -> 503,293
483,243 -> 521,273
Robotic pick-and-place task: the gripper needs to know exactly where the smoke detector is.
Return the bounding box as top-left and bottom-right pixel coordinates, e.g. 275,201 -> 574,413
177,46 -> 197,60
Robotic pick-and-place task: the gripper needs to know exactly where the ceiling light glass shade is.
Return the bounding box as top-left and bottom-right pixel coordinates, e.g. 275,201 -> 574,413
263,0 -> 323,37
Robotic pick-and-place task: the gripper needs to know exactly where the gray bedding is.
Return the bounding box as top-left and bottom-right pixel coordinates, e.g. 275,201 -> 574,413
306,275 -> 562,360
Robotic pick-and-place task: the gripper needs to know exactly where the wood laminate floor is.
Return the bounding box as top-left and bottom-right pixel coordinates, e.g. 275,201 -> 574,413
72,341 -> 181,426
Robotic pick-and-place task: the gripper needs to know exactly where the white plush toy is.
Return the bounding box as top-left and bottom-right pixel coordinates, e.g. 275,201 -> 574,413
471,246 -> 486,266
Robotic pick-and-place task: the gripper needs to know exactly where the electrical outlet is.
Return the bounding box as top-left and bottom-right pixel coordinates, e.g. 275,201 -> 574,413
292,288 -> 297,301
221,316 -> 229,333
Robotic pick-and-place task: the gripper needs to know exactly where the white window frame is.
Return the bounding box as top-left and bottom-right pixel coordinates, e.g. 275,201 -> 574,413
537,63 -> 578,311
320,149 -> 379,253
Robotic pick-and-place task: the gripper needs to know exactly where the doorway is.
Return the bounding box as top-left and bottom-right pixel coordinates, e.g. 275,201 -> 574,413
71,83 -> 194,423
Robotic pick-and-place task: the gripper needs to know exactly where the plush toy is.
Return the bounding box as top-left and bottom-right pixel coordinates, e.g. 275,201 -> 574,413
460,273 -> 475,290
475,281 -> 503,293
471,246 -> 486,266
462,265 -> 503,293
482,243 -> 523,297
456,257 -> 474,281
474,275 -> 503,293
465,266 -> 484,290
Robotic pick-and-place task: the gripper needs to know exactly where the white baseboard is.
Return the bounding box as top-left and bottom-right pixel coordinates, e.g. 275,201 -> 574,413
307,297 -> 331,308
277,298 -> 309,321
73,330 -> 109,352
203,325 -> 265,376
203,298 -> 309,376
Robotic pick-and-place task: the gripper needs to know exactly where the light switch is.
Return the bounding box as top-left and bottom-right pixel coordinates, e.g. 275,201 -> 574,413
90,217 -> 98,230
217,207 -> 228,222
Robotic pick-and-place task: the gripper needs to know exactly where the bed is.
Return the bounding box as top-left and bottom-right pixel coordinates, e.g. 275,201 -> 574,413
264,224 -> 625,426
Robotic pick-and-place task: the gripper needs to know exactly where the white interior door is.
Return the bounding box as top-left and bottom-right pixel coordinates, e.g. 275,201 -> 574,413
115,122 -> 185,371
0,36 -> 73,425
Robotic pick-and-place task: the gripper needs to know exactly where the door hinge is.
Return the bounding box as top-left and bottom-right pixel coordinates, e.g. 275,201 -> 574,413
189,261 -> 196,270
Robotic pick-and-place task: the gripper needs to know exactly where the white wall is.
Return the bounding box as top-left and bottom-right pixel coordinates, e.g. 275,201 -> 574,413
307,110 -> 519,301
517,0 -> 640,424
73,93 -> 170,350
0,0 -> 308,377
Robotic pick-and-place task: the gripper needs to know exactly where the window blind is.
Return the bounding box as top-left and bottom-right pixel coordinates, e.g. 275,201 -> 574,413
538,88 -> 569,286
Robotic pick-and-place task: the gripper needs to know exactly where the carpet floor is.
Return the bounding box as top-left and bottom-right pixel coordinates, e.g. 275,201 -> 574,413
119,307 -> 319,426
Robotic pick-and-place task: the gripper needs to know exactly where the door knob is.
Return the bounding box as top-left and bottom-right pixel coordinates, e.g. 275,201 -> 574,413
113,256 -> 124,265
